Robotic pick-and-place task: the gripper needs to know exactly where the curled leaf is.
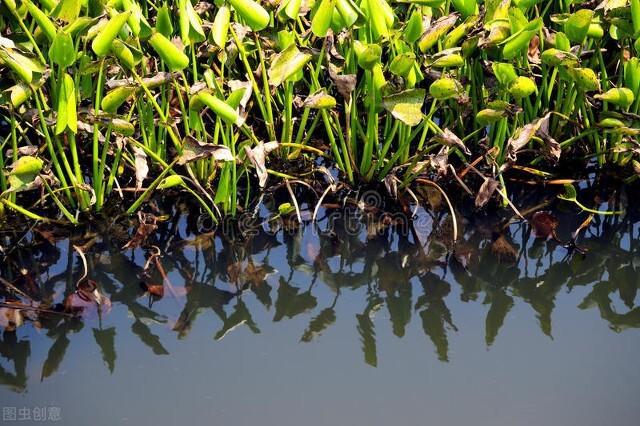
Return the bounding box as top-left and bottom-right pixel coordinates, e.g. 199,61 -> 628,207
245,141 -> 280,188
475,178 -> 499,208
177,136 -> 235,165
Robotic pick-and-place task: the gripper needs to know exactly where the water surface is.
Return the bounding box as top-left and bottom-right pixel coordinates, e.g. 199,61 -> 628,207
1,202 -> 639,426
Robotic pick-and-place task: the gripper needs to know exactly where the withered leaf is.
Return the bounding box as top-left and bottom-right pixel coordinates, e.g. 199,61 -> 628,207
475,178 -> 499,208
132,146 -> 148,190
177,136 -> 234,166
328,63 -> 357,101
244,141 -> 279,188
433,128 -> 471,155
507,112 -> 552,159
384,175 -> 398,199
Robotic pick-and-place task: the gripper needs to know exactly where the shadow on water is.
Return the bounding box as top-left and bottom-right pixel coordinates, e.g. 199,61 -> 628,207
0,184 -> 639,393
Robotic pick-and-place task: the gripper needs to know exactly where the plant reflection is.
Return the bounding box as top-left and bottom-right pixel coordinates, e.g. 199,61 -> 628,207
0,195 -> 639,391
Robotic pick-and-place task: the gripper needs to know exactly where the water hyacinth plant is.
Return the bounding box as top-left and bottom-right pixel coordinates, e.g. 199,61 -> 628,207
0,0 -> 638,223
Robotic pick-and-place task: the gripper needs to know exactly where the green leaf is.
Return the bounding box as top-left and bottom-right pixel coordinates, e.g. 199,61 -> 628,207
389,52 -> 416,77
212,5 -> 231,48
49,31 -> 75,68
190,91 -> 241,126
52,0 -> 81,22
157,4 -> 174,37
382,89 -> 425,126
7,156 -> 44,193
311,0 -> 335,37
24,0 -> 57,42
354,41 -> 381,70
508,76 -> 536,99
404,10 -> 423,44
564,9 -> 594,43
429,77 -> 462,100
303,89 -> 337,109
571,67 -> 600,92
492,62 -> 518,86
228,0 -> 270,31
559,183 -> 577,201
158,175 -> 185,189
268,44 -> 312,86
418,13 -> 458,52
179,0 -> 206,45
55,73 -> 77,135
0,47 -> 45,83
595,88 -> 635,108
450,0 -> 476,17
91,11 -> 131,57
502,18 -> 542,59
102,86 -> 137,113
148,32 -> 189,71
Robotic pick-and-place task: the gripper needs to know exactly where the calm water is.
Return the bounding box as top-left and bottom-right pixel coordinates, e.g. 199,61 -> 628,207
1,200 -> 639,425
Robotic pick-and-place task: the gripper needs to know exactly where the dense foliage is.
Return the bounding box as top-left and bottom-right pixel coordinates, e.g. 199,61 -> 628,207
0,0 -> 637,222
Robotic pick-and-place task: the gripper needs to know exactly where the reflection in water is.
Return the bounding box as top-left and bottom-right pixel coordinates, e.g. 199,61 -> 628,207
0,200 -> 639,392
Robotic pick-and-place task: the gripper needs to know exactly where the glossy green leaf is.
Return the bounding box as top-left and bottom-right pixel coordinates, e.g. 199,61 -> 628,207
212,5 -> 230,48
148,32 -> 189,71
228,0 -> 270,31
354,41 -> 381,70
492,62 -> 518,86
102,86 -> 136,113
450,0 -> 476,17
190,91 -> 241,126
311,0 -> 335,37
24,0 -> 57,42
92,11 -> 131,57
55,73 -> 77,134
595,88 -> 635,109
571,67 -> 600,92
157,4 -> 174,37
508,76 -> 536,98
564,9 -> 594,43
304,90 -> 337,109
49,31 -> 75,68
268,44 -> 312,86
178,0 -> 206,45
429,77 -> 462,100
404,10 -> 423,44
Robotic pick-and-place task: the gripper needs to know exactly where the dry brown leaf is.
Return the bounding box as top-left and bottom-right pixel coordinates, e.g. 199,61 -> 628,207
433,128 -> 471,155
328,63 -> 357,101
475,178 -> 499,208
507,112 -> 553,160
178,136 -> 234,166
528,35 -> 541,63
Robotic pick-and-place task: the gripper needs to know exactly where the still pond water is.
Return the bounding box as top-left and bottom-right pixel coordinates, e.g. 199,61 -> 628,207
1,201 -> 639,426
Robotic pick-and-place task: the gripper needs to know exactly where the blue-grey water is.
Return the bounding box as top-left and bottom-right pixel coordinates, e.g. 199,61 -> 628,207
0,204 -> 639,426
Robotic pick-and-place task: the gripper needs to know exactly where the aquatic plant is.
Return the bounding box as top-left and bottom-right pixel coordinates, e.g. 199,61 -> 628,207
0,0 -> 638,223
